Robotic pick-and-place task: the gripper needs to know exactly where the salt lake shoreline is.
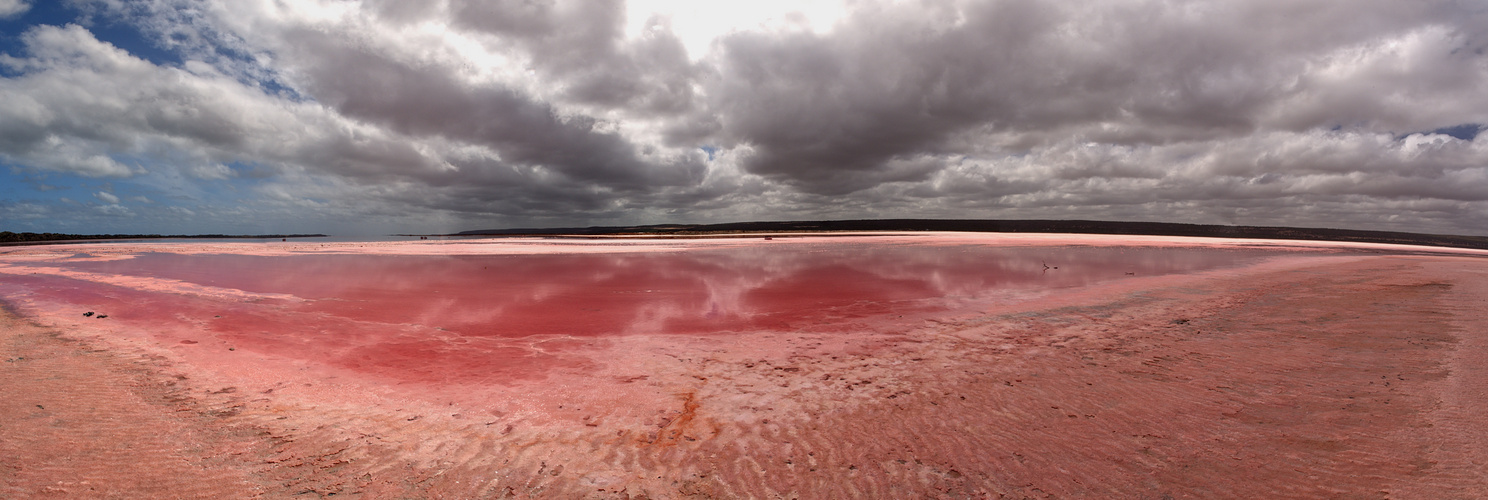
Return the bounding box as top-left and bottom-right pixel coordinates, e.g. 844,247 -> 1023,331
3,235 -> 1487,498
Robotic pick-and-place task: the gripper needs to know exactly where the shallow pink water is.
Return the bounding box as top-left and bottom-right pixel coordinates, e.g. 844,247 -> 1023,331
5,241 -> 1304,383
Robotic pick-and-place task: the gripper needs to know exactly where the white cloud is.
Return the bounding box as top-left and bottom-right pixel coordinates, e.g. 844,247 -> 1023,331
625,0 -> 849,59
94,191 -> 119,204
0,0 -> 28,19
94,203 -> 133,216
3,0 -> 1487,235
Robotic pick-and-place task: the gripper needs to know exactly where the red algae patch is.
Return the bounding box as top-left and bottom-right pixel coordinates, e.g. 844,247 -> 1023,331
3,235 -> 1488,498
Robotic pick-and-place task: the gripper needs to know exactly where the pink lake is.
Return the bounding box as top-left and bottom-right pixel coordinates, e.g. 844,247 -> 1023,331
0,237 -> 1330,384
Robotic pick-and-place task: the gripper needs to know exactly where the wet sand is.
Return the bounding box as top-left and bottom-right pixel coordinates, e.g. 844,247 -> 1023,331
3,234 -> 1487,498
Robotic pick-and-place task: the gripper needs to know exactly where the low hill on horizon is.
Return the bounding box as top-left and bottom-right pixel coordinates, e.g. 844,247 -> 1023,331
455,219 -> 1488,251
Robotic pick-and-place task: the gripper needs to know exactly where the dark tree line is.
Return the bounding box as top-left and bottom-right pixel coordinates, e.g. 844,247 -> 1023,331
456,219 -> 1488,251
1,232 -> 325,244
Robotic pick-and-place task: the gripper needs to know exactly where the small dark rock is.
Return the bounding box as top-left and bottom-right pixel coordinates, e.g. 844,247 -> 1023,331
96,315 -> 108,319
83,311 -> 94,317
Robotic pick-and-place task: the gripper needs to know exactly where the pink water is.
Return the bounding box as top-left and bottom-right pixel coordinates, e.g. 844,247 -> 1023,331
4,241 -> 1305,383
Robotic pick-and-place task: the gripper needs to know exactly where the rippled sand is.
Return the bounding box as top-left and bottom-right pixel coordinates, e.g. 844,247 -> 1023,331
3,234 -> 1487,498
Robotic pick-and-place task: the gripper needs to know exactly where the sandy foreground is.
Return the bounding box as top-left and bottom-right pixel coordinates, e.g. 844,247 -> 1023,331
2,234 -> 1488,498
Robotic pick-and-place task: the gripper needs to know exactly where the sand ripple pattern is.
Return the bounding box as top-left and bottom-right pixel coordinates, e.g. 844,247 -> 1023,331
5,255 -> 1488,498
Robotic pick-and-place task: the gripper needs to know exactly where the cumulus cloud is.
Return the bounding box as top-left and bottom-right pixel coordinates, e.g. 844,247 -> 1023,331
2,0 -> 1487,234
700,1 -> 1488,189
0,0 -> 28,19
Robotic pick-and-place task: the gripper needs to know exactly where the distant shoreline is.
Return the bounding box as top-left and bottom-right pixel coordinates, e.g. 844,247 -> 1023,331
0,232 -> 327,247
447,219 -> 1488,252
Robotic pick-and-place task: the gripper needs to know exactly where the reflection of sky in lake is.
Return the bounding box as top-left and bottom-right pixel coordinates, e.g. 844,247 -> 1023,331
57,243 -> 1298,338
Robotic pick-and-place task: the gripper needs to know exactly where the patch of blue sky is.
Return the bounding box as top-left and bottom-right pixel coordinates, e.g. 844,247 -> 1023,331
1394,123 -> 1485,142
0,1 -> 182,67
1,165 -> 128,207
1,154 -> 262,216
126,163 -> 255,205
0,164 -> 76,201
0,2 -> 303,101
254,73 -> 304,101
1430,124 -> 1483,141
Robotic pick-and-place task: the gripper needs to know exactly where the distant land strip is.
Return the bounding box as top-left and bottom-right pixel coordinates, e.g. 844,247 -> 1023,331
455,219 -> 1488,251
0,232 -> 327,246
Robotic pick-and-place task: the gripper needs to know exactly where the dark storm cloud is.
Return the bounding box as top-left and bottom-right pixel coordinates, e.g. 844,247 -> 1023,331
4,0 -> 1488,235
0,24 -> 446,182
280,27 -> 696,188
702,0 -> 1487,193
238,0 -> 710,200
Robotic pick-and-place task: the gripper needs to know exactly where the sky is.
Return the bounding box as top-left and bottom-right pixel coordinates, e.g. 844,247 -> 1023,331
1,0 -> 1486,236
